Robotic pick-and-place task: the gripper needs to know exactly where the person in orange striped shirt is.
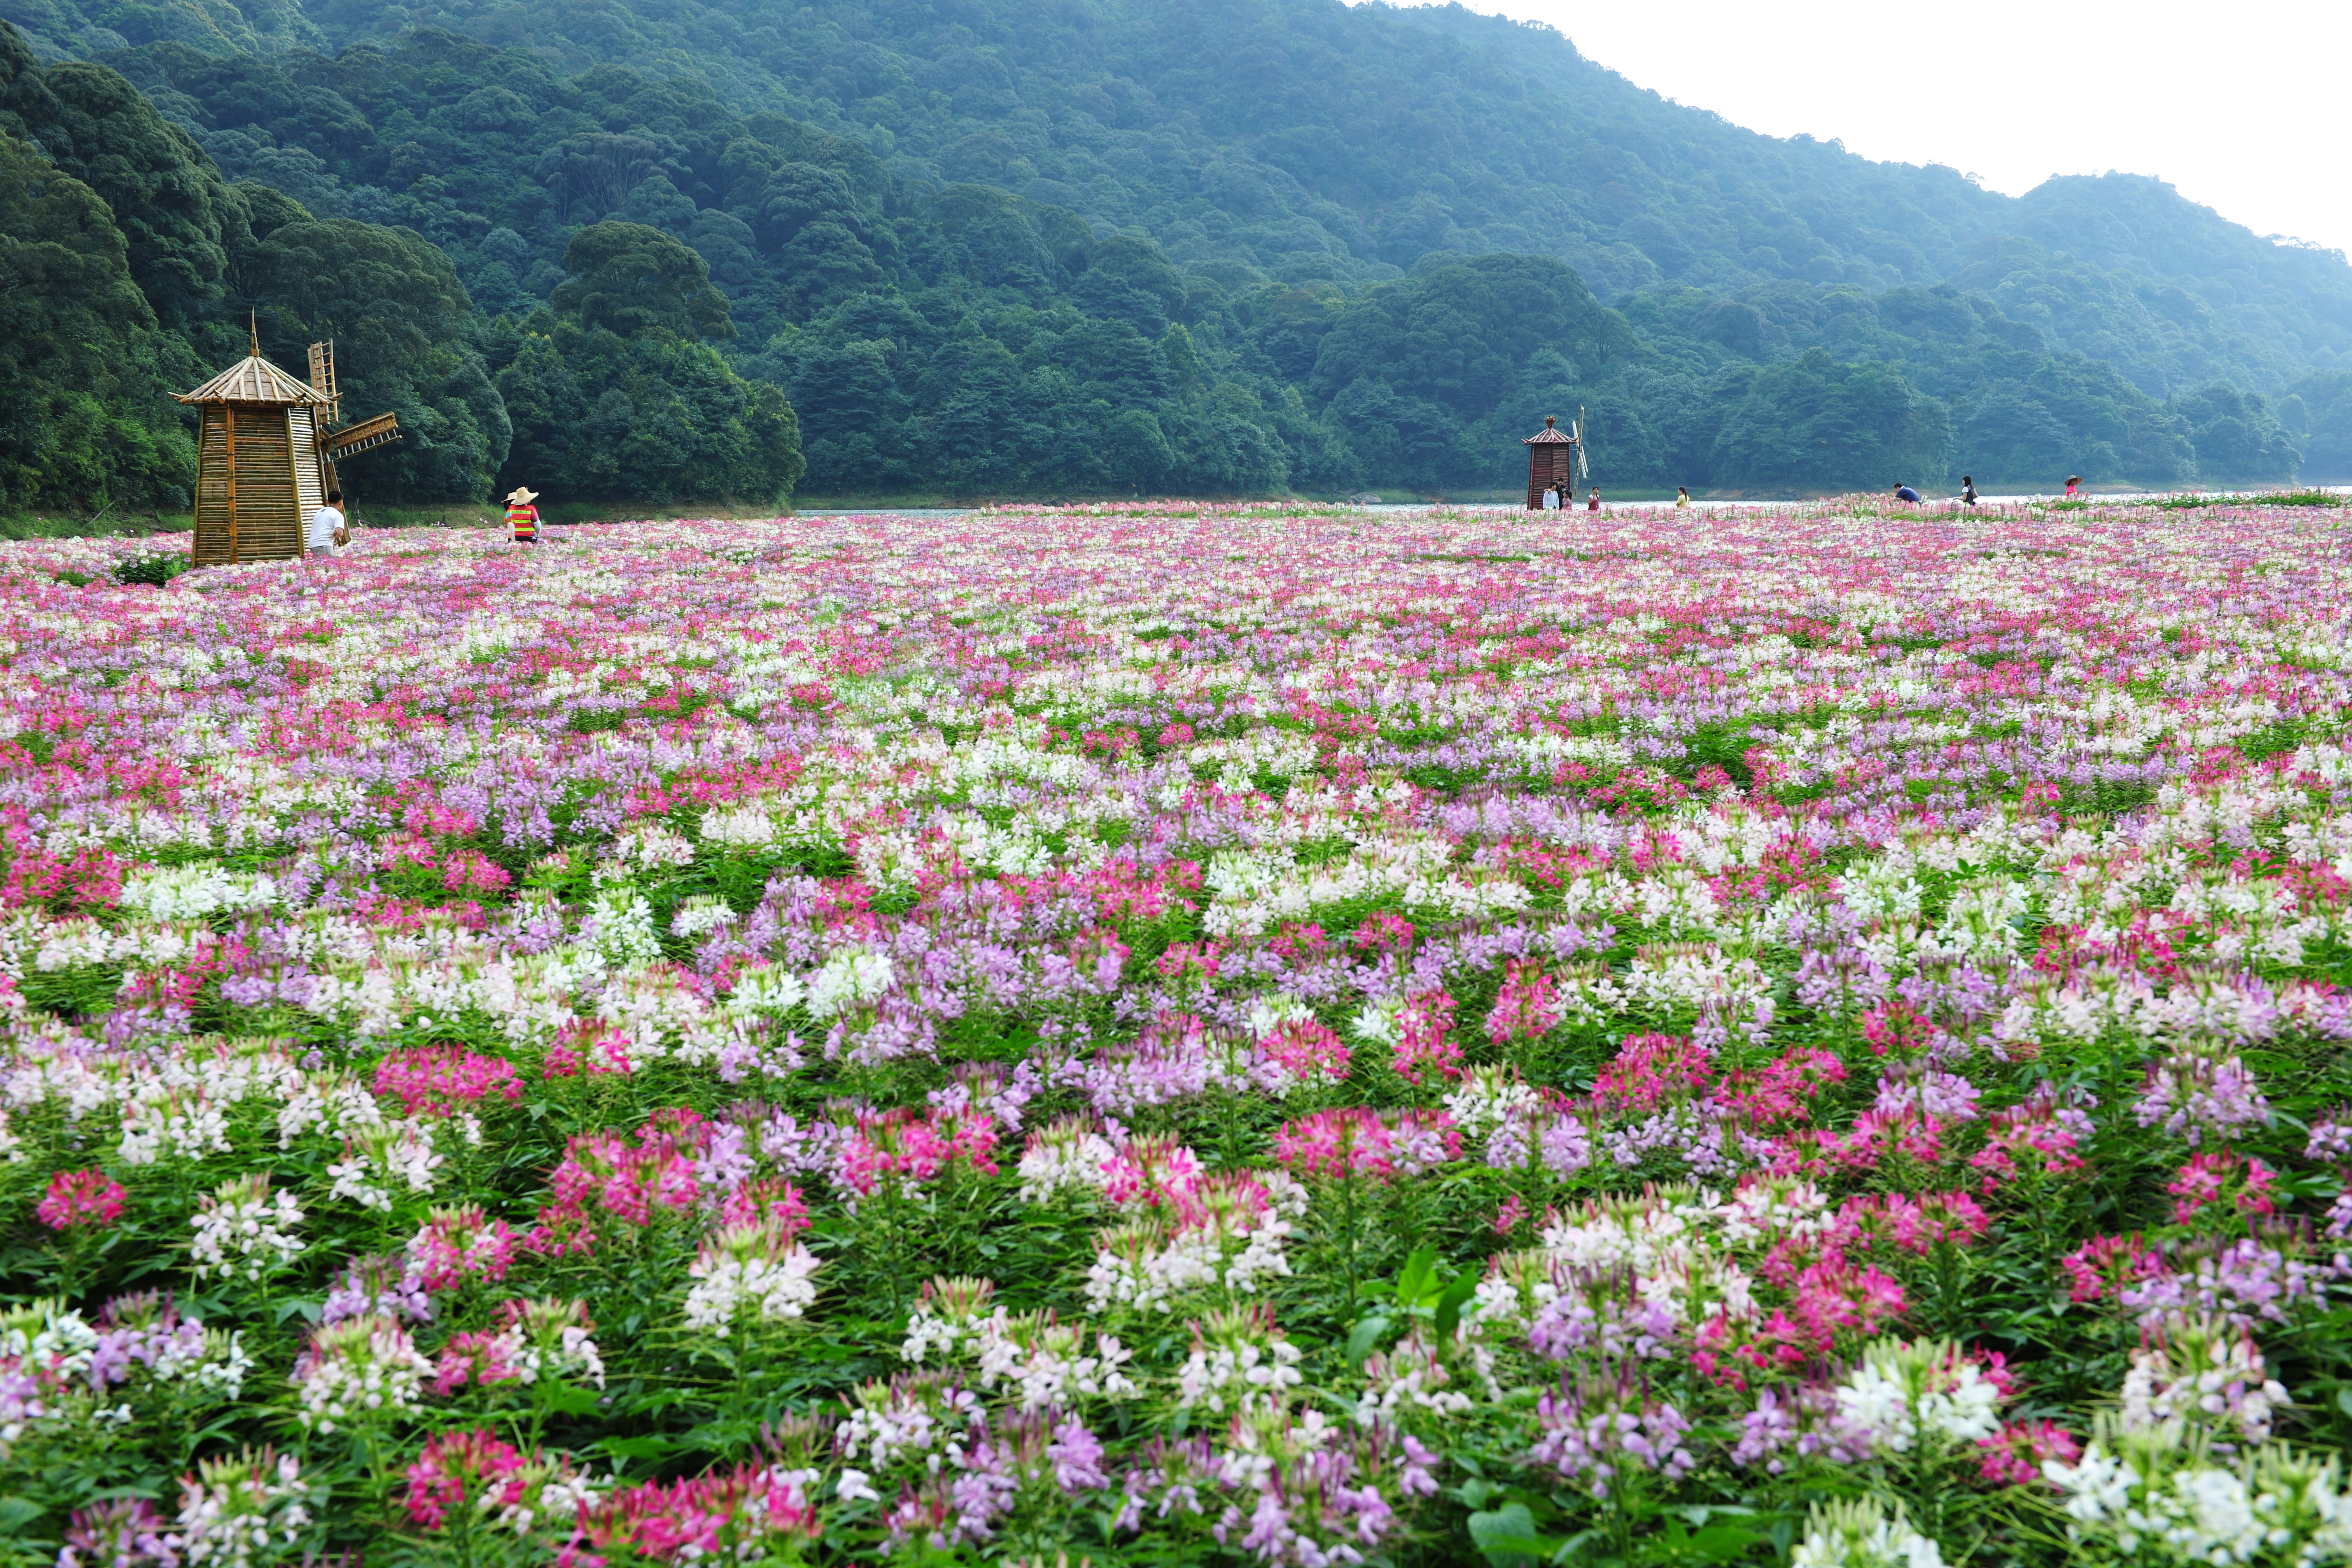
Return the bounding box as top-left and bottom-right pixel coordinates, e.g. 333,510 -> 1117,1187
505,486 -> 541,544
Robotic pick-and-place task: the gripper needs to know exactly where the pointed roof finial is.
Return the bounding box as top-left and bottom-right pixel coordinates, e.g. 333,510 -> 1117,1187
249,310 -> 261,360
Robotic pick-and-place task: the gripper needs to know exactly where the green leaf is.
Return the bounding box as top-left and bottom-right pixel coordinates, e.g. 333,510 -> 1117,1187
1434,1267 -> 1480,1343
1397,1247 -> 1437,1307
1344,1315 -> 1390,1366
537,1382 -> 604,1416
1468,1503 -> 1543,1566
0,1498 -> 42,1532
1687,1524 -> 1768,1561
595,1435 -> 679,1465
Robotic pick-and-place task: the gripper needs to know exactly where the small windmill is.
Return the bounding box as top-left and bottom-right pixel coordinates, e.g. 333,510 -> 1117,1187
176,326 -> 402,564
1522,408 -> 1591,509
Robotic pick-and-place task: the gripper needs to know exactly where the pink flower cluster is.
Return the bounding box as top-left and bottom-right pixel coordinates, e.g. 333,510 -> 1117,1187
372,1046 -> 523,1116
37,1169 -> 126,1231
1272,1107 -> 1462,1181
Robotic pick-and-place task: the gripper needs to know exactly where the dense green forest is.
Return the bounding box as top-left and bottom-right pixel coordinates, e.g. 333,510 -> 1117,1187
2,0 -> 2344,514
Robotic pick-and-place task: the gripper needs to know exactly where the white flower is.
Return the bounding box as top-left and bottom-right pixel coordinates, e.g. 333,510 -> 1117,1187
1791,1498 -> 1942,1568
682,1225 -> 821,1335
2119,1312 -> 2292,1445
177,1448 -> 315,1568
289,1316 -> 431,1433
808,949 -> 894,1018
189,1176 -> 305,1283
1831,1339 -> 2004,1456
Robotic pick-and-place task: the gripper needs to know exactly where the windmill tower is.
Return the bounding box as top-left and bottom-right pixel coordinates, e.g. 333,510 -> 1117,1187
1522,410 -> 1589,509
175,328 -> 401,564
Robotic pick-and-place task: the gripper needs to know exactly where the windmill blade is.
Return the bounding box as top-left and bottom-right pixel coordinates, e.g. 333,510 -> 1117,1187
324,410 -> 401,459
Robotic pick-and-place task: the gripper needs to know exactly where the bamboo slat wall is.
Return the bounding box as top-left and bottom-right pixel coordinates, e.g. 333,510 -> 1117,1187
193,406 -> 304,564
291,407 -> 325,533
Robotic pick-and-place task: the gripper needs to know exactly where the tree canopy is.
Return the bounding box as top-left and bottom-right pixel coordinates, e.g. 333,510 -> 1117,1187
5,0 -> 2345,514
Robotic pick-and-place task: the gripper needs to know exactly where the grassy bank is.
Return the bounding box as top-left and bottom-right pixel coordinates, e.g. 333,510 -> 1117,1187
6,486 -> 2342,543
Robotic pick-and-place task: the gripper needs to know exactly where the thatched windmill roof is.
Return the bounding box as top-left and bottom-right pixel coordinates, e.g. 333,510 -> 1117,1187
175,355 -> 333,406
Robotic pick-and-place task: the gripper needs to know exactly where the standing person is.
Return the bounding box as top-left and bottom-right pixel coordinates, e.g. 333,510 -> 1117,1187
505,486 -> 541,544
306,489 -> 345,559
2065,476 -> 2081,499
1675,486 -> 1691,509
1893,483 -> 1922,504
1587,487 -> 1600,511
1541,482 -> 1560,510
1960,475 -> 1978,507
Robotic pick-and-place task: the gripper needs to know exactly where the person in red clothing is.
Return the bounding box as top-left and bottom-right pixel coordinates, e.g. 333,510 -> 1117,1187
1586,487 -> 1600,511
505,486 -> 541,544
2065,476 -> 2081,499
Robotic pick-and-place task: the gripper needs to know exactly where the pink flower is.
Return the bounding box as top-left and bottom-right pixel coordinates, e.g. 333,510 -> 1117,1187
406,1429 -> 527,1528
716,1178 -> 811,1238
1592,1032 -> 1712,1114
1258,1016 -> 1349,1087
408,1205 -> 517,1292
372,1045 -> 522,1117
1391,989 -> 1463,1085
2059,1234 -> 2163,1304
1271,1106 -> 1460,1181
37,1169 -> 126,1230
429,1329 -> 530,1396
1711,1046 -> 1845,1127
1485,960 -> 1563,1046
2167,1152 -> 2277,1224
1976,1419 -> 2081,1486
837,1107 -> 999,1198
561,1465 -> 820,1565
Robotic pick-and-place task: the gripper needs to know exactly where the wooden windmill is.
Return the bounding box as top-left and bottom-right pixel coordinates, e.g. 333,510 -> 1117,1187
176,328 -> 401,564
1522,410 -> 1589,509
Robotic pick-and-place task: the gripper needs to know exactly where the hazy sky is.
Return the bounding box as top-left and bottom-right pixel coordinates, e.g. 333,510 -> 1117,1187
1420,0 -> 2352,259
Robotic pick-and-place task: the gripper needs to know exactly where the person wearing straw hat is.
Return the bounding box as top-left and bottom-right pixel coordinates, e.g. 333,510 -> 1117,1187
505,486 -> 541,544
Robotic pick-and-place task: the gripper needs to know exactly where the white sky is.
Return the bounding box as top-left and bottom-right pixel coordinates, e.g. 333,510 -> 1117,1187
1411,0 -> 2352,259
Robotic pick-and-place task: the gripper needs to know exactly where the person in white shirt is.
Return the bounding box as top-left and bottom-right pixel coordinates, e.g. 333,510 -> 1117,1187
307,490 -> 346,558
1541,483 -> 1560,509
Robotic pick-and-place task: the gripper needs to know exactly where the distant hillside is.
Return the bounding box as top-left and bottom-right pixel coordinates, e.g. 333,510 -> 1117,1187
3,0 -> 2343,511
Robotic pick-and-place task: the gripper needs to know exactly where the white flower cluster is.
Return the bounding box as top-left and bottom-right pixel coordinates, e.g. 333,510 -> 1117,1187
2121,1313 -> 2292,1445
1174,1304 -> 1304,1414
807,949 -> 895,1019
900,1278 -> 999,1365
1082,1207 -> 1295,1315
836,1376 -> 982,1468
1354,1333 -> 1478,1425
324,1119 -> 446,1211
1831,1340 -> 2005,1456
972,1312 -> 1138,1411
1790,1498 -> 1944,1568
682,1227 -> 822,1336
176,1448 -> 316,1568
2046,1420 -> 2352,1566
119,863 -> 279,921
290,1317 -> 431,1433
189,1178 -> 306,1282
1015,1122 -> 1117,1204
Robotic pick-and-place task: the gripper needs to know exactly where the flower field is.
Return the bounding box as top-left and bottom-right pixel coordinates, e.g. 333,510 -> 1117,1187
7,497 -> 2352,1567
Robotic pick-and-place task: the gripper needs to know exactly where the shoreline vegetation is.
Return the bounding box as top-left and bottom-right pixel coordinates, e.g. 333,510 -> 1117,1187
5,488 -> 2347,542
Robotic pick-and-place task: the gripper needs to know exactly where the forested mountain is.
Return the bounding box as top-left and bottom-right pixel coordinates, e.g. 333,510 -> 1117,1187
3,0 -> 2345,516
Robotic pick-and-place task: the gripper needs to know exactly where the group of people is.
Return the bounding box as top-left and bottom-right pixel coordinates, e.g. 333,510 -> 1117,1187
1888,475 -> 2085,507
303,484 -> 544,559
1539,483 -> 1601,510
